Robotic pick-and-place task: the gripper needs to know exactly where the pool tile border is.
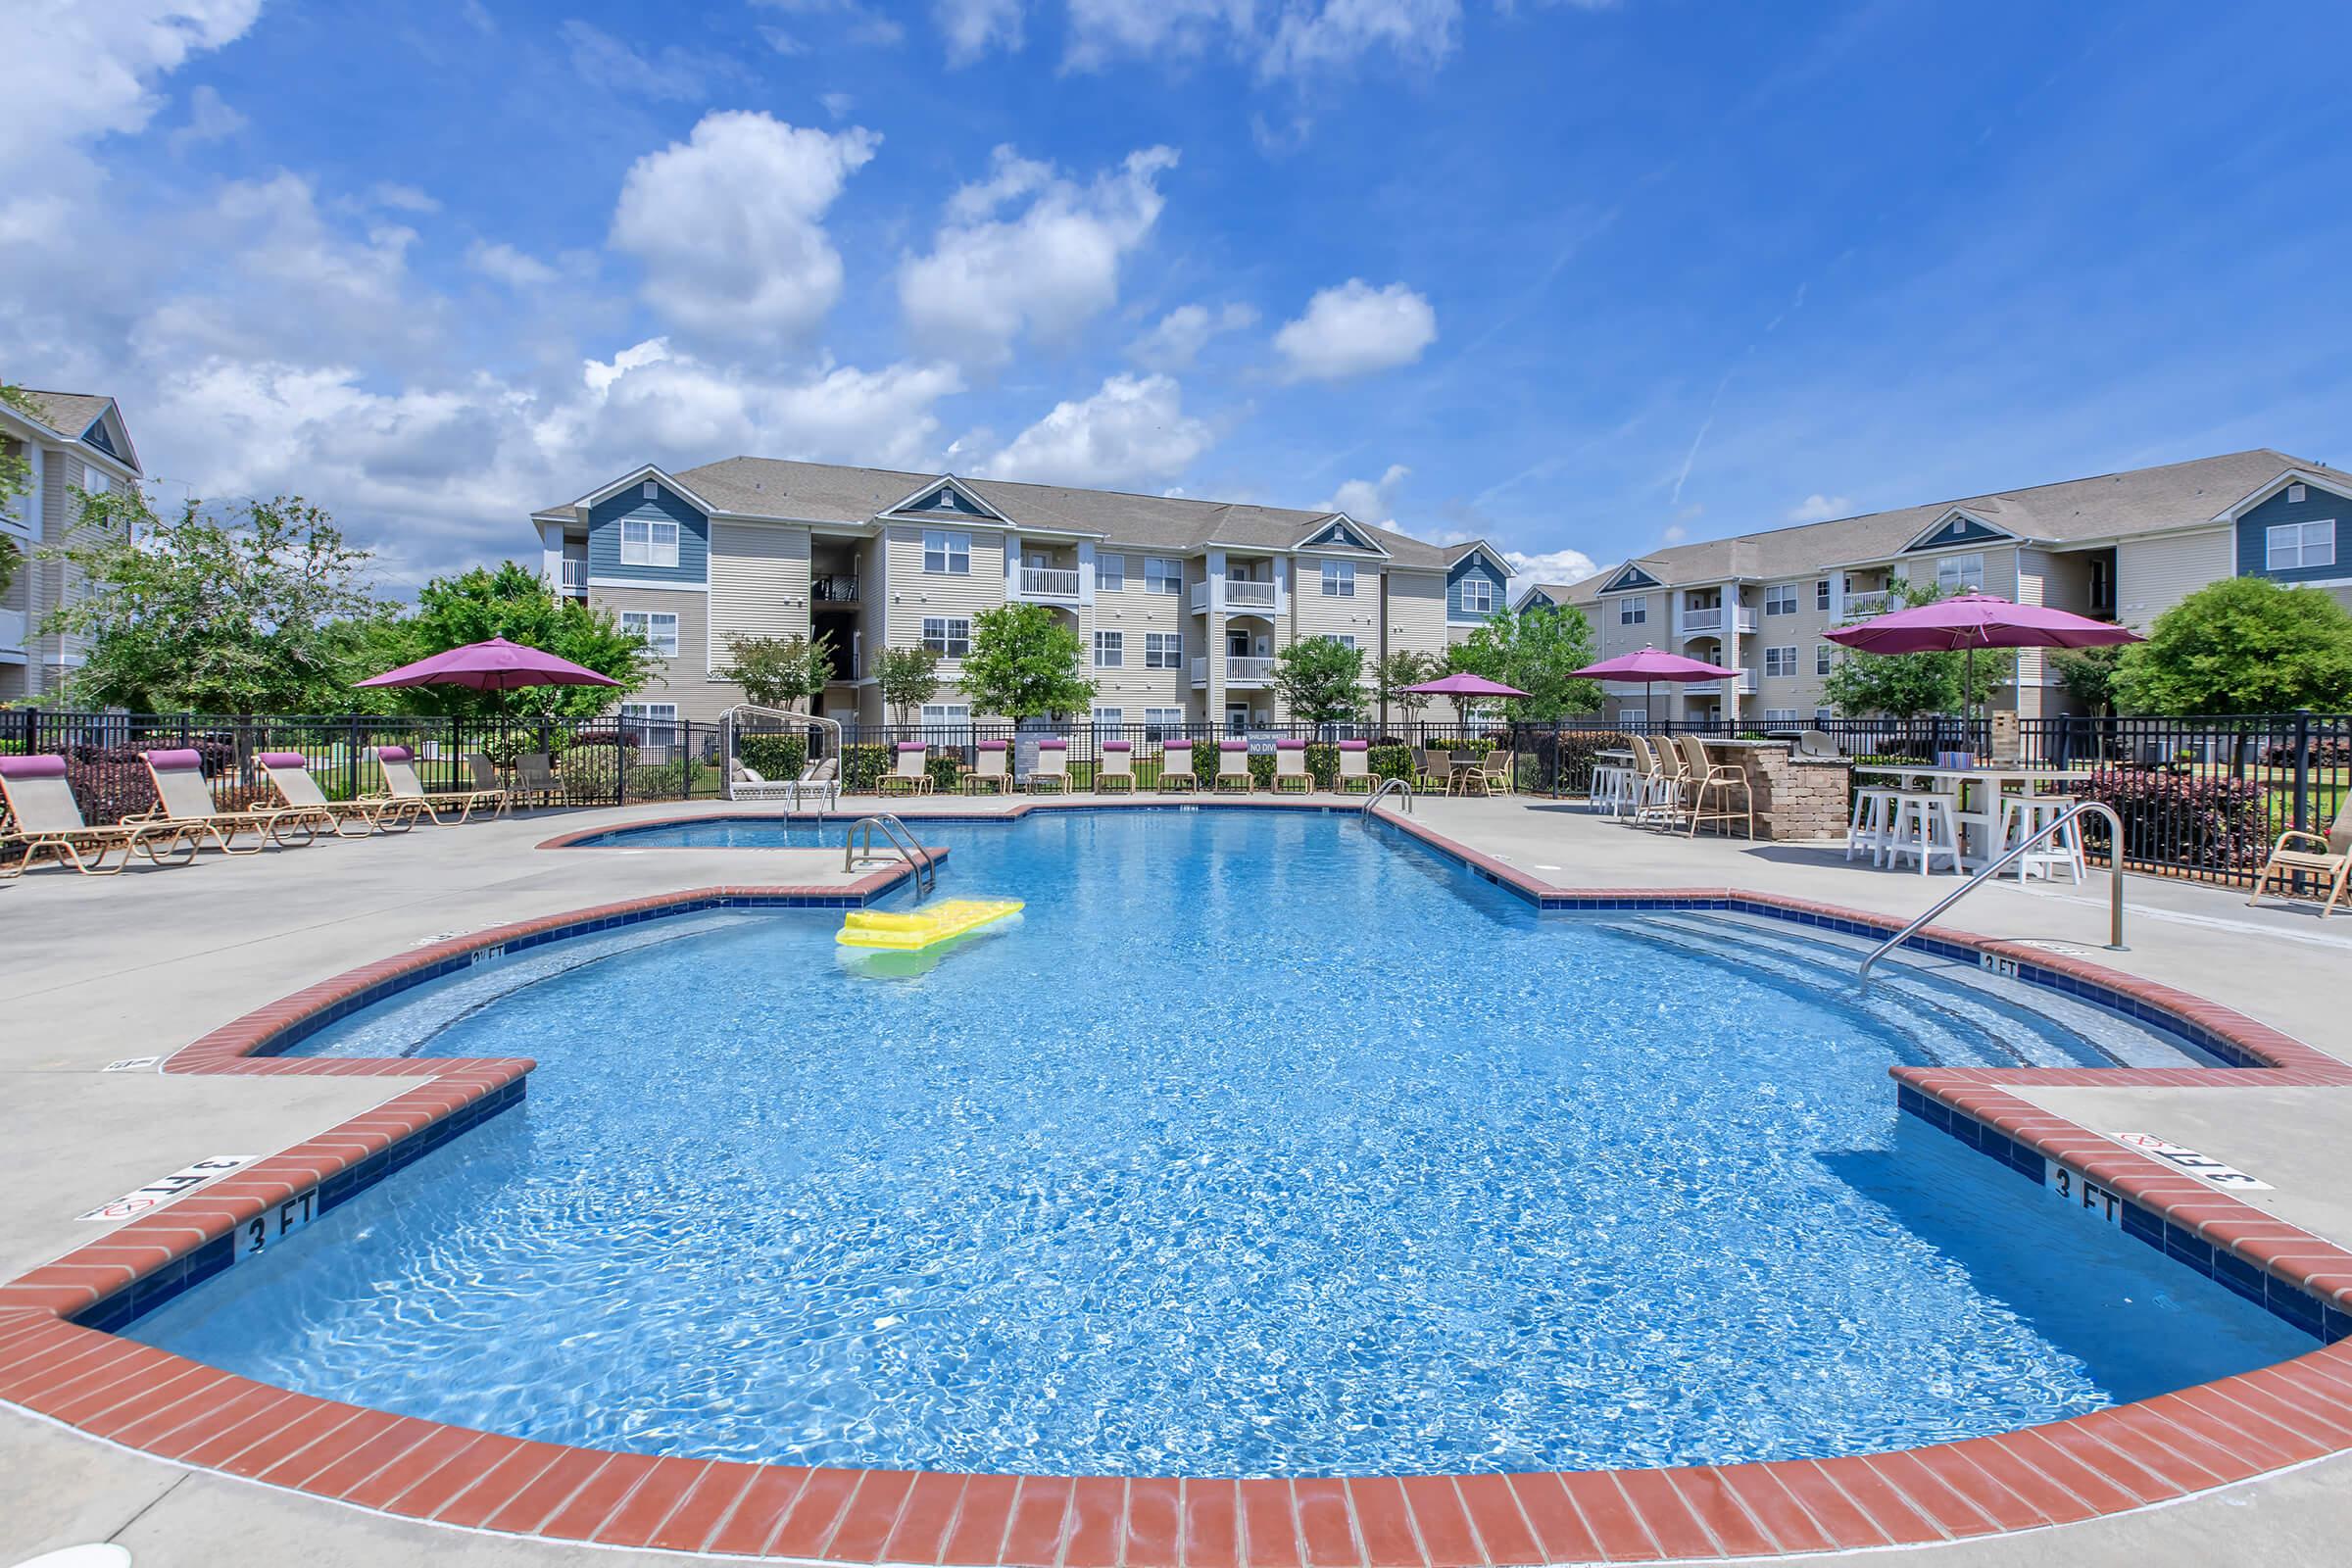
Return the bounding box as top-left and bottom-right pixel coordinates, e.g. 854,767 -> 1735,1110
7,819 -> 2352,1563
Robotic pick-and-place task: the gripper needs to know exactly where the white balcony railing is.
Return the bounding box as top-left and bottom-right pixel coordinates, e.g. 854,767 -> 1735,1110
559,558 -> 587,593
1223,578 -> 1276,609
1725,670 -> 1758,696
1843,591 -> 1889,617
1226,656 -> 1275,684
0,608 -> 23,653
1020,565 -> 1080,598
1679,606 -> 1756,636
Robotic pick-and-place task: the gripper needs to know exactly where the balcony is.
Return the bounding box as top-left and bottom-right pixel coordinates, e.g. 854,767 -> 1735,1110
1190,656 -> 1276,687
1679,605 -> 1756,636
1018,565 -> 1081,599
1187,578 -> 1278,613
812,573 -> 860,604
1843,591 -> 1889,617
1724,670 -> 1758,697
559,559 -> 587,598
0,608 -> 23,654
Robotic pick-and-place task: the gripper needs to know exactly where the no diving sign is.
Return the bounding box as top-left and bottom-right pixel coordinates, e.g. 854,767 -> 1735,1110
75,1155 -> 261,1222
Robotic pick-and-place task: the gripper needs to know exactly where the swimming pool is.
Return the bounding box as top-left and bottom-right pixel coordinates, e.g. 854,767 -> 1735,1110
127,809 -> 2308,1479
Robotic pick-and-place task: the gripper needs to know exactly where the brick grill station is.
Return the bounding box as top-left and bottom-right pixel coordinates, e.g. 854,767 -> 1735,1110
1716,741 -> 1853,841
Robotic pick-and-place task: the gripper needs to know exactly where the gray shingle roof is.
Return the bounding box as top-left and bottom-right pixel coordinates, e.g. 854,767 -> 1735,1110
19,389 -> 112,436
1556,448 -> 2343,601
546,456 -> 1454,566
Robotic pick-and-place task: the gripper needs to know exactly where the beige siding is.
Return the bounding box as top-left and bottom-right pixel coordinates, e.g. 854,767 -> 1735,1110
885,524 -> 1005,689
593,584 -> 729,722
1385,570 -> 1447,667
2117,528 -> 2231,631
1291,559 -> 1382,648
709,522 -> 810,658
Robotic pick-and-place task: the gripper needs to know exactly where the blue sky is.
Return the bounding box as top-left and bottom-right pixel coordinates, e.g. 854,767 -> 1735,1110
6,0 -> 2348,592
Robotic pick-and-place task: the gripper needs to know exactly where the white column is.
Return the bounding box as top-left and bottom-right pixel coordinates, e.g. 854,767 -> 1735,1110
1004,534 -> 1022,599
539,519 -> 564,586
1076,539 -> 1096,607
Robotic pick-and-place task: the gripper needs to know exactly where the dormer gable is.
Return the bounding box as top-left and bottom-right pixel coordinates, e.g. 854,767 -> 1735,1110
1598,563 -> 1663,594
2210,467 -> 2352,522
1298,514 -> 1389,555
881,475 -> 1005,523
1902,507 -> 2014,554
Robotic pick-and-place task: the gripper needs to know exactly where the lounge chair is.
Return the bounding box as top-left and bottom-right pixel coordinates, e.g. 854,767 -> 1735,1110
731,761 -> 795,802
879,743 -> 934,796
1027,739 -> 1070,794
258,752 -> 424,836
1335,739 -> 1373,793
134,748 -> 318,854
1271,739 -> 1311,793
1156,740 -> 1199,792
2249,792 -> 2352,917
1675,733 -> 1753,840
1096,740 -> 1136,793
789,757 -> 840,811
368,745 -> 505,823
965,741 -> 1010,795
464,752 -> 513,813
514,752 -> 563,808
0,756 -> 204,877
1215,740 -> 1254,794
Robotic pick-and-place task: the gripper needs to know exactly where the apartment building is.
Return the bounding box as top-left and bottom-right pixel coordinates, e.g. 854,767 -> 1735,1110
530,458 -> 1510,733
1516,449 -> 2352,727
0,390 -> 141,702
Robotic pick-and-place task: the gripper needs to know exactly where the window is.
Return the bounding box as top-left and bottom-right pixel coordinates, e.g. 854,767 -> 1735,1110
1764,709 -> 1801,726
922,529 -> 969,574
1094,629 -> 1124,667
2267,519 -> 2336,571
620,517 -> 679,567
618,703 -> 678,754
1935,552 -> 1984,593
1143,707 -> 1186,739
1619,595 -> 1647,625
1461,575 -> 1494,613
919,703 -> 971,743
1620,708 -> 1647,727
82,469 -> 109,498
1814,579 -> 1832,612
1097,554 -> 1125,591
1145,556 -> 1183,595
1764,646 -> 1798,678
921,616 -> 970,657
1815,642 -> 1834,676
1332,634 -> 1358,651
620,610 -> 679,657
1816,708 -> 1836,724
1321,560 -> 1354,597
1092,706 -> 1124,727
1764,584 -> 1798,616
1144,632 -> 1184,669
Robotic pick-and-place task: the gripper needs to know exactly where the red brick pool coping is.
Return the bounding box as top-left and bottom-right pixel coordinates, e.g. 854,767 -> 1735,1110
7,814 -> 2352,1562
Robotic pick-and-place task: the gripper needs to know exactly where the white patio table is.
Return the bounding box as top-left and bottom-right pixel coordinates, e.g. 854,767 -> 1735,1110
1849,763 -> 2095,870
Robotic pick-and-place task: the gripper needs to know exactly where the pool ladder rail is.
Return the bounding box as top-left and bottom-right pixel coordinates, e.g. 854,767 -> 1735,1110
843,813 -> 937,902
1858,799 -> 2127,983
1364,777 -> 1415,817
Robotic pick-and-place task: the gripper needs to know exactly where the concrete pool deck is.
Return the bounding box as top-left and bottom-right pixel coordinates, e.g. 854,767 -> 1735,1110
4,792 -> 2351,1566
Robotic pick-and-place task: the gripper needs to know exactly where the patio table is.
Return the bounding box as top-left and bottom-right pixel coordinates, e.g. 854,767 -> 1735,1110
1850,763 -> 2095,870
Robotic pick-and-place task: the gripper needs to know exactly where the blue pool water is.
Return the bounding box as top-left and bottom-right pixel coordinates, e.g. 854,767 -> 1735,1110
129,809 -> 2308,1476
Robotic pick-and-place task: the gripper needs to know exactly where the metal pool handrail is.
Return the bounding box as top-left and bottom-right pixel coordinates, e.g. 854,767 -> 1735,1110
844,813 -> 935,901
1858,799 -> 2126,983
1364,777 -> 1414,817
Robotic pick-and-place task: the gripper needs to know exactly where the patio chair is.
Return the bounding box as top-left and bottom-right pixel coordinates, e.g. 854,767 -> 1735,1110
1335,740 -> 1373,793
879,743 -> 934,796
1096,740 -> 1136,794
1675,734 -> 1753,840
1156,740 -> 1199,792
1476,748 -> 1513,796
1215,740 -> 1254,793
2249,792 -> 2352,917
134,748 -> 318,855
0,756 -> 205,877
1271,739 -> 1312,793
368,745 -> 506,823
259,752 -> 424,836
1026,739 -> 1070,794
514,752 -> 563,808
965,740 -> 1011,795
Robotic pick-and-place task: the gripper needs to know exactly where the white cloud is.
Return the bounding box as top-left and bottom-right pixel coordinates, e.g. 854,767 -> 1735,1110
899,144 -> 1177,367
466,240 -> 560,289
1065,0 -> 1250,69
1273,279 -> 1437,382
1321,463 -> 1411,526
1126,302 -> 1257,370
819,91 -> 857,120
559,19 -> 720,101
1504,547 -> 1601,587
936,0 -> 1025,63
1063,0 -> 1464,78
975,373 -> 1213,487
168,83 -> 246,153
611,111 -> 878,343
1785,493 -> 1852,522
367,181 -> 441,214
757,0 -> 908,53
1263,0 -> 1462,78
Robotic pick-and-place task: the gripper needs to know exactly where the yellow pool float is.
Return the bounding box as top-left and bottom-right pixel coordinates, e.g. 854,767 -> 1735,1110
836,898 -> 1025,952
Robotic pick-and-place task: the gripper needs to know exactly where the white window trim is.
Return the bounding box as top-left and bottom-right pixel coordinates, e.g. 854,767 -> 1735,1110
619,517 -> 680,568
1097,554 -> 1126,591
1144,632 -> 1184,669
2267,519 -> 2336,571
1145,557 -> 1184,595
921,616 -> 971,658
1619,597 -> 1647,625
922,529 -> 971,575
1094,629 -> 1125,667
620,610 -> 680,658
1460,576 -> 1494,614
1764,584 -> 1797,616
1935,552 -> 1985,593
1322,560 -> 1355,598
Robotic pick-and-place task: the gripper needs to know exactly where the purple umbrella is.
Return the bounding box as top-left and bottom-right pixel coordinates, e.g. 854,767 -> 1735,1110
1401,670 -> 1530,725
356,636 -> 623,693
1570,646 -> 1743,729
1825,592 -> 2139,728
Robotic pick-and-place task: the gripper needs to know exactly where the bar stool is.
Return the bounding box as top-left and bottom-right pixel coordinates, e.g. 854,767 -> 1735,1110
1589,758 -> 1636,816
1846,786 -> 1901,865
1999,795 -> 2086,884
1886,791 -> 1963,875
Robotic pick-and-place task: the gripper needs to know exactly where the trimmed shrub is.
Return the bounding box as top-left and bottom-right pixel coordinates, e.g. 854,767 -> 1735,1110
841,743 -> 891,794
2065,765 -> 2273,872
51,740 -> 237,823
1544,731 -> 1630,795
1193,744 -> 1220,787
736,734 -> 808,781
1304,742 -> 1340,789
926,754 -> 963,792
1367,744 -> 1412,782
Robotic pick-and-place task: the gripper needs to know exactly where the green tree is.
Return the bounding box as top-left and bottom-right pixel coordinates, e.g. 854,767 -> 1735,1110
1273,635 -> 1366,727
876,645 -> 943,725
369,562 -> 660,718
724,631 -> 833,712
43,490 -> 387,713
2111,576 -> 2352,715
1820,581 -> 2010,718
957,602 -> 1095,718
0,384 -> 41,596
1376,650 -> 1442,719
1447,604 -> 1602,720
2048,644 -> 2126,716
